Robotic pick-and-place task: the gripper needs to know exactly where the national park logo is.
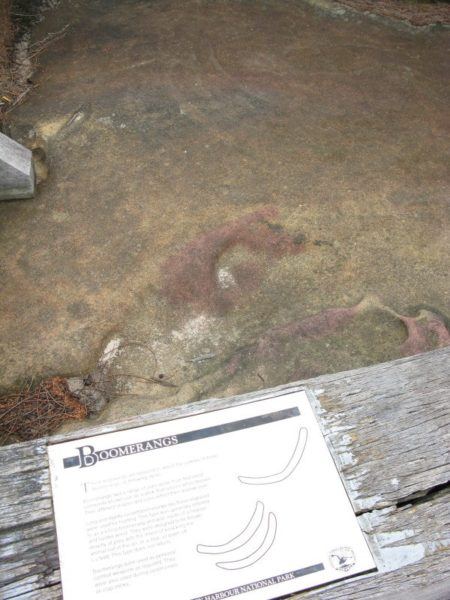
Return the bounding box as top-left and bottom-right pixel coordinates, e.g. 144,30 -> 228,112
329,547 -> 356,572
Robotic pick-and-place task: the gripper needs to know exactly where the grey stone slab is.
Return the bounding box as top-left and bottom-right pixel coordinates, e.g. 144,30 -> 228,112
0,132 -> 35,200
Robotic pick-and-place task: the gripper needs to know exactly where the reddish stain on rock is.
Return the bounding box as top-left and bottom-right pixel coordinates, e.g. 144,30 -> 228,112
256,304 -> 362,358
224,298 -> 369,375
161,207 -> 305,312
398,310 -> 450,356
231,260 -> 264,294
225,352 -> 243,377
224,296 -> 450,377
257,297 -> 450,360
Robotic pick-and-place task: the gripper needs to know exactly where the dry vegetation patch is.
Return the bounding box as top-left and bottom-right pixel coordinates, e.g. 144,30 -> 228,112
0,377 -> 87,444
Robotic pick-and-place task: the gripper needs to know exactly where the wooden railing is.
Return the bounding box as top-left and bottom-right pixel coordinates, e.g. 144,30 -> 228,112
1,347 -> 449,599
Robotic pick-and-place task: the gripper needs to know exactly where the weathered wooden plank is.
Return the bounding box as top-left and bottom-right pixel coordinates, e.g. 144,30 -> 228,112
4,495 -> 449,600
1,347 -> 449,599
301,491 -> 450,598
308,350 -> 450,512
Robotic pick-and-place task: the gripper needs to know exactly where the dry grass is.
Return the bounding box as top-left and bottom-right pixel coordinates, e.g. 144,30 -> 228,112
0,0 -> 12,62
0,0 -> 32,120
0,376 -> 88,444
0,0 -> 16,117
0,0 -> 69,122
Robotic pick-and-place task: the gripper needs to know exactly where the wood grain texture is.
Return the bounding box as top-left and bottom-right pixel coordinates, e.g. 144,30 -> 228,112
301,491 -> 450,599
1,347 -> 449,599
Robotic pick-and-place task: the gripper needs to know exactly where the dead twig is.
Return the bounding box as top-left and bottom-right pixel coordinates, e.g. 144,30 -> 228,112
107,373 -> 178,389
28,24 -> 70,56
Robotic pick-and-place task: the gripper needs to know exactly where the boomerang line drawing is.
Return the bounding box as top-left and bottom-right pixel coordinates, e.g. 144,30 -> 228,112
216,513 -> 277,570
238,427 -> 308,485
196,501 -> 264,555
